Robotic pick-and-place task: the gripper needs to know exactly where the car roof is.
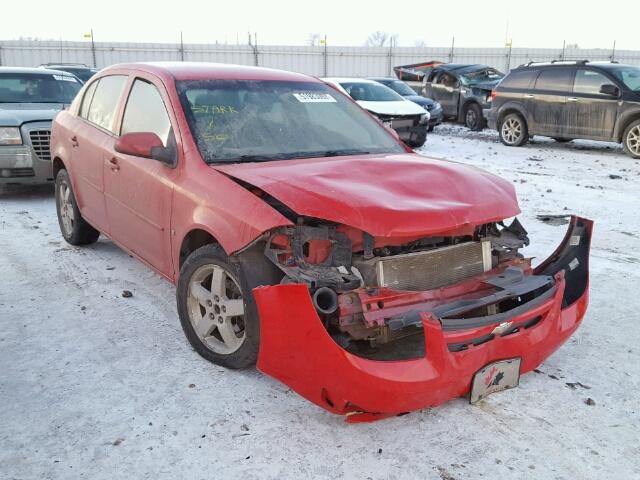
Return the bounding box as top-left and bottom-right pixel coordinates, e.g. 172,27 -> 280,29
437,63 -> 489,72
0,66 -> 74,75
101,62 -> 317,83
513,61 -> 634,71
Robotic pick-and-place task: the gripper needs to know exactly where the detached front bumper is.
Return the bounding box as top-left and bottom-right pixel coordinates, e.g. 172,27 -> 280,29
254,216 -> 592,422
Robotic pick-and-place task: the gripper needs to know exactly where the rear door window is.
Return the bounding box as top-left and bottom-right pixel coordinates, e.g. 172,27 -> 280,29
573,69 -> 613,95
86,75 -> 128,132
79,81 -> 98,119
121,79 -> 172,146
534,68 -> 573,92
500,70 -> 538,89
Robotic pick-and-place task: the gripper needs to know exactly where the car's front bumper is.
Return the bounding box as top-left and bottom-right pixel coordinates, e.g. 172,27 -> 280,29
428,109 -> 443,126
254,216 -> 592,422
0,122 -> 53,184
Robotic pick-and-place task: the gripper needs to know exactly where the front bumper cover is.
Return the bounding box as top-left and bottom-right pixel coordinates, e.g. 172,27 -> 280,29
254,216 -> 592,422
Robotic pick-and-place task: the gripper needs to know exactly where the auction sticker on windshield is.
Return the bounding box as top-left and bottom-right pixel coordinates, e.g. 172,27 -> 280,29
292,92 -> 336,103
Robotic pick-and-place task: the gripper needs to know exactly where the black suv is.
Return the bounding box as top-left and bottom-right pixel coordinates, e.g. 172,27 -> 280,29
487,61 -> 640,158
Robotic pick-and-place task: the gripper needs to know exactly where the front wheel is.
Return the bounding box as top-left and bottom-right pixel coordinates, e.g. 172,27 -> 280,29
464,103 -> 484,131
55,169 -> 100,245
499,113 -> 529,147
622,120 -> 640,159
177,243 -> 281,369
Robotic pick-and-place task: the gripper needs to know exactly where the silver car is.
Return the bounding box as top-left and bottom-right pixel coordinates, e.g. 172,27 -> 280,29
0,67 -> 82,184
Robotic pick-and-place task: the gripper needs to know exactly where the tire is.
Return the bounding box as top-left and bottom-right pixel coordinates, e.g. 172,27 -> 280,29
552,137 -> 573,143
177,243 -> 280,369
622,119 -> 640,159
499,113 -> 529,147
55,169 -> 100,245
407,130 -> 427,148
464,103 -> 485,131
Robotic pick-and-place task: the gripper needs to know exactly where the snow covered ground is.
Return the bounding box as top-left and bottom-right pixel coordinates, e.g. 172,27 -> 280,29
1,125 -> 639,479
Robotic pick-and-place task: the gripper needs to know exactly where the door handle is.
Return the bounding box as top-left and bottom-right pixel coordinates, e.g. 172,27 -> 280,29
70,136 -> 79,147
567,97 -> 579,102
524,94 -> 535,99
108,157 -> 120,172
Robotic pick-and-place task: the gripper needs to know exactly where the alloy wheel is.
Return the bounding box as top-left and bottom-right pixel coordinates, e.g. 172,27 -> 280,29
186,264 -> 246,354
58,181 -> 75,235
466,109 -> 478,129
627,125 -> 640,156
501,118 -> 523,145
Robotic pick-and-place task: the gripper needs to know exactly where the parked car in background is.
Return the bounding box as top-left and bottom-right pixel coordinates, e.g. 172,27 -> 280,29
368,77 -> 443,131
51,62 -> 592,422
0,67 -> 82,184
419,63 -> 504,130
487,60 -> 640,158
323,77 -> 429,147
39,63 -> 98,83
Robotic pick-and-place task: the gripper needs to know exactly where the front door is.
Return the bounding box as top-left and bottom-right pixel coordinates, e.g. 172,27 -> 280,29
566,68 -> 620,139
103,77 -> 176,277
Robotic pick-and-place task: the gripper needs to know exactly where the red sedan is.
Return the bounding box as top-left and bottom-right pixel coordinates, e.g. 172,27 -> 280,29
50,62 -> 592,422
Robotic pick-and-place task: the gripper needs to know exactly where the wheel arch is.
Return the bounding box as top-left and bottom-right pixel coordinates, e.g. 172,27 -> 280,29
52,156 -> 66,179
616,110 -> 640,142
497,103 -> 529,129
179,228 -> 221,270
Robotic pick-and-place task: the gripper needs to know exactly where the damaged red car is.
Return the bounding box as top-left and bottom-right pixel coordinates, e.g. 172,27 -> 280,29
50,62 -> 592,422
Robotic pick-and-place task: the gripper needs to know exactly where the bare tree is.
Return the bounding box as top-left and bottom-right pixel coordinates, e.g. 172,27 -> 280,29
414,39 -> 427,48
307,33 -> 322,46
366,31 -> 398,47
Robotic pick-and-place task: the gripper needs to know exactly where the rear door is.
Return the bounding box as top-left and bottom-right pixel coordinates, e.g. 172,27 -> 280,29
71,75 -> 128,233
567,68 -> 620,139
103,76 -> 178,278
426,70 -> 460,117
529,68 -> 574,136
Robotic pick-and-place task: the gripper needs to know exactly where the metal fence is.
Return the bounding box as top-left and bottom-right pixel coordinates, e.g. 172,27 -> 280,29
2,40 -> 639,76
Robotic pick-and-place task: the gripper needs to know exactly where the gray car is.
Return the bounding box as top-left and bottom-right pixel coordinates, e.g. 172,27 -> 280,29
0,67 -> 82,184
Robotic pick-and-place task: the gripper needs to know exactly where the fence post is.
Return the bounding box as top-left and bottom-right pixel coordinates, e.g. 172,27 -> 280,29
387,37 -> 394,75
448,37 -> 455,63
0,44 -> 3,66
322,35 -> 328,77
610,40 -> 616,62
180,31 -> 185,61
90,29 -> 97,68
559,40 -> 565,61
505,41 -> 512,71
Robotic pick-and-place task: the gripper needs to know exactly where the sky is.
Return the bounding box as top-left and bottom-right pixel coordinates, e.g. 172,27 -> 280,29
4,0 -> 638,51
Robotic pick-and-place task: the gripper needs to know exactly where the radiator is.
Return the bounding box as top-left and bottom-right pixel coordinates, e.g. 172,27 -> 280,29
356,241 -> 492,291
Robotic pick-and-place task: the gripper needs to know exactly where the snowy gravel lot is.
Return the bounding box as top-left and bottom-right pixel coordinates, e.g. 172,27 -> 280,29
1,125 -> 639,479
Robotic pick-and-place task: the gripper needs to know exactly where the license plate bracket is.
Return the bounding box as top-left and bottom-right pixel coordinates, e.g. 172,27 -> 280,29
470,358 -> 521,404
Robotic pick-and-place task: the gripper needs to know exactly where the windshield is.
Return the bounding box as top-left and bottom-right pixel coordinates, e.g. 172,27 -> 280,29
340,82 -> 404,102
177,80 -> 404,164
459,68 -> 504,86
0,72 -> 82,103
385,80 -> 417,96
608,65 -> 640,91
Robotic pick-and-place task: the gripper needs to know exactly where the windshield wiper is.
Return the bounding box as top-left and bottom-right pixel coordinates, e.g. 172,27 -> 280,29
209,149 -> 372,164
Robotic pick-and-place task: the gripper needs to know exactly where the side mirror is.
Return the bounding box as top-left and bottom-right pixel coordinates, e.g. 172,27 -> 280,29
115,132 -> 175,165
599,84 -> 620,97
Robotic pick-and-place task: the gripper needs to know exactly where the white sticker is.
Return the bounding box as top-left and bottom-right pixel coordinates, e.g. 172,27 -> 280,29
53,75 -> 77,82
292,92 -> 336,103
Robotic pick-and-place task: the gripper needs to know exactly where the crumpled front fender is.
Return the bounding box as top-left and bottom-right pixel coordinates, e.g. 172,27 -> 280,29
254,216 -> 592,422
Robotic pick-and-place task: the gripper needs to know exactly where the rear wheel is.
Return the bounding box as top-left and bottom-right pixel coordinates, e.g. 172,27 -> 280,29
464,103 -> 484,131
499,113 -> 529,147
55,169 -> 100,245
622,120 -> 640,159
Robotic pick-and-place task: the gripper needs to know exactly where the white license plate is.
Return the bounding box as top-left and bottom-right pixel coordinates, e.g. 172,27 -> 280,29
470,358 -> 521,404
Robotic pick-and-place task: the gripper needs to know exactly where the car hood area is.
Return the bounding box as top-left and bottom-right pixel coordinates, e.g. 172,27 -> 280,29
356,99 -> 426,117
0,103 -> 64,126
213,153 -> 520,238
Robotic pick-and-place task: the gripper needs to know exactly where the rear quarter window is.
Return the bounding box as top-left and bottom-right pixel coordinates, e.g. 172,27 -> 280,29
534,68 -> 573,92
500,70 -> 538,89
